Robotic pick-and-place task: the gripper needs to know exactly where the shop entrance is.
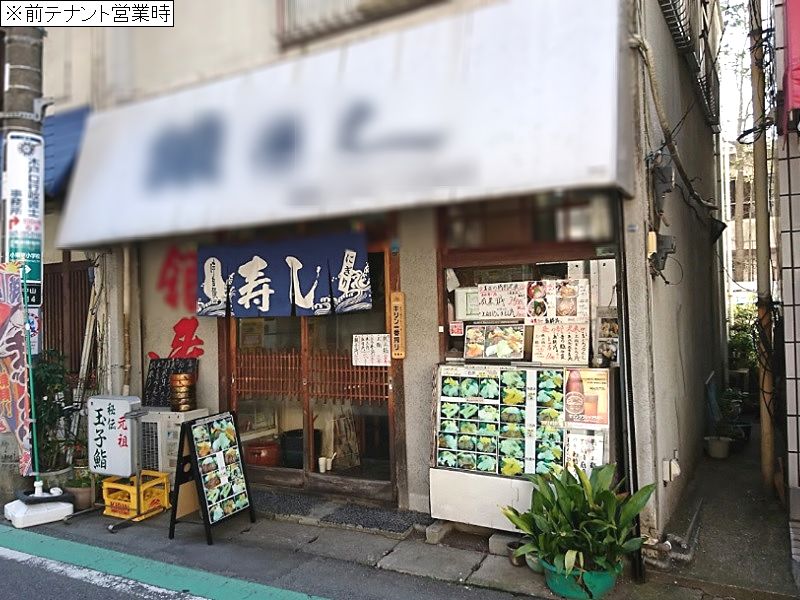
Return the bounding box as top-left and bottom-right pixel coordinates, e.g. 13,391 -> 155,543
227,249 -> 397,501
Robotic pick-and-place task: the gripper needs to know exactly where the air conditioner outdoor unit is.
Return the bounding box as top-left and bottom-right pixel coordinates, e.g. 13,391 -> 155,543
140,408 -> 209,482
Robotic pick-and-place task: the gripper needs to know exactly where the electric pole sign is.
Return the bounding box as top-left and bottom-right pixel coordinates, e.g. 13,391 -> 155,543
3,132 -> 43,308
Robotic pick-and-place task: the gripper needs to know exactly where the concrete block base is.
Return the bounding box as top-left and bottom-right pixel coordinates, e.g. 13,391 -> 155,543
424,519 -> 453,544
488,532 -> 520,556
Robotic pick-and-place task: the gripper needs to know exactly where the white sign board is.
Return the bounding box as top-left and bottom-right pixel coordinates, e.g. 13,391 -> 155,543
3,132 -> 44,289
89,396 -> 141,477
59,0 -> 628,248
477,282 -> 527,319
531,322 -> 590,365
352,334 -> 391,367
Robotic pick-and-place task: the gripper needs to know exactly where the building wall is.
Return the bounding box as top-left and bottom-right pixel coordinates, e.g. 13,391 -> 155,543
138,240 -> 219,412
41,0 -> 721,523
623,0 -> 723,534
398,208 -> 440,512
776,0 -> 800,518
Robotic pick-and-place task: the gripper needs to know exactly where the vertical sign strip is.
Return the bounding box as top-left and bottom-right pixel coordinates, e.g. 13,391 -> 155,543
3,132 -> 44,309
390,291 -> 406,359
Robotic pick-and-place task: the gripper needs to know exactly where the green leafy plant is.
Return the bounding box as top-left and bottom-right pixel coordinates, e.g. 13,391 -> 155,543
64,474 -> 91,488
728,304 -> 757,370
502,464 -> 656,593
33,350 -> 76,472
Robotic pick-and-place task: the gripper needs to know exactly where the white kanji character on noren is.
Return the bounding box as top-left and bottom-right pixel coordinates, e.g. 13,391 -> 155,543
237,256 -> 275,312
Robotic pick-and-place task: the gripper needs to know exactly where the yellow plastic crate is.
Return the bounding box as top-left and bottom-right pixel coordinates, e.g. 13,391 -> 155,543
102,470 -> 171,521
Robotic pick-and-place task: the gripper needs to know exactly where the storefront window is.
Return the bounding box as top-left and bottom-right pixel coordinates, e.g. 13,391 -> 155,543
444,259 -> 618,363
234,252 -> 391,482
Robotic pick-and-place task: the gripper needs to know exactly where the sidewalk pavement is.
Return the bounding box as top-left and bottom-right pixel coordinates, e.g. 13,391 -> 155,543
1,508 -> 771,600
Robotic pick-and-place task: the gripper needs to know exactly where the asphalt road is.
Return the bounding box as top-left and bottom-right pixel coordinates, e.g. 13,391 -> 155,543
0,551 -> 201,600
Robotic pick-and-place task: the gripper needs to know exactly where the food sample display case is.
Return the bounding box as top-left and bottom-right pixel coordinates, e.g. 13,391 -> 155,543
431,363 -> 615,531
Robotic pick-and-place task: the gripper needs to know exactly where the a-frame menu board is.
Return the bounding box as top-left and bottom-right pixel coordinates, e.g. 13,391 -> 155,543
168,411 -> 256,545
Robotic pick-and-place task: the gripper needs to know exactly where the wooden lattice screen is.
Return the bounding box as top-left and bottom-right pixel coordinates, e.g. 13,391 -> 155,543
309,353 -> 389,406
235,349 -> 302,400
234,349 -> 389,406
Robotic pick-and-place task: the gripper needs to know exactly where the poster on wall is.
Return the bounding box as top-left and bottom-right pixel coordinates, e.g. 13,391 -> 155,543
530,322 -> 590,365
463,325 -> 525,360
534,369 -> 566,477
596,307 -> 619,367
437,365 -> 574,480
565,431 -> 605,476
564,369 -> 610,428
438,365 -> 503,475
0,264 -> 32,475
477,282 -> 527,319
525,279 -> 590,325
88,396 -> 140,477
352,334 -> 391,367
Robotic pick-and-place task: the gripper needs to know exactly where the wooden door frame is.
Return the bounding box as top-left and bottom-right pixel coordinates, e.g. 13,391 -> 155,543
217,225 -> 404,504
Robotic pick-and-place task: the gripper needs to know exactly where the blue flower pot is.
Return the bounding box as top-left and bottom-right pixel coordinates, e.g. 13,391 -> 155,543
540,560 -> 621,599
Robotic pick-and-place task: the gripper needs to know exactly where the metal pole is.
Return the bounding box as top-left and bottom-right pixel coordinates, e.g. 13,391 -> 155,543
748,0 -> 774,491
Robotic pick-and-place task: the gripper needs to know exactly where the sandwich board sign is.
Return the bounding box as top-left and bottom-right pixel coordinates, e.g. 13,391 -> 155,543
168,411 -> 255,545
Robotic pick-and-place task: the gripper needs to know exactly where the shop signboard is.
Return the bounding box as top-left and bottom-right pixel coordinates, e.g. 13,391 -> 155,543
88,396 -> 140,477
197,232 -> 372,318
352,334 -> 391,367
3,132 -> 44,305
390,292 -> 406,359
60,0 -> 629,249
169,411 -> 256,545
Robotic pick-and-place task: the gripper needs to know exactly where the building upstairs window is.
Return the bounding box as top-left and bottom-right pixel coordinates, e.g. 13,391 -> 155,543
278,0 -> 443,45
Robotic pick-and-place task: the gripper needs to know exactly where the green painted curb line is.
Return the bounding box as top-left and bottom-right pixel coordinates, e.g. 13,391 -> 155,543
0,524 -> 327,600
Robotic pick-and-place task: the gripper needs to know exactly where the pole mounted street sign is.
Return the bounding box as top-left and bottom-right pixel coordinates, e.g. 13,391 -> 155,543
3,131 -> 44,307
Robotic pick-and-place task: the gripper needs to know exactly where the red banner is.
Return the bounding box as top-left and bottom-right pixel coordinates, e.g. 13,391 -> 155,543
784,0 -> 800,128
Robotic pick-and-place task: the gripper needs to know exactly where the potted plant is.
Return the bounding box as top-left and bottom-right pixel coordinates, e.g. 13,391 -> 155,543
63,473 -> 93,510
32,350 -> 77,486
503,464 -> 655,600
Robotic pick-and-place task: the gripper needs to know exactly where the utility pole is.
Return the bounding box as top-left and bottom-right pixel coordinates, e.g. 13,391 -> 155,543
1,27 -> 45,136
748,0 -> 774,491
0,26 -> 45,490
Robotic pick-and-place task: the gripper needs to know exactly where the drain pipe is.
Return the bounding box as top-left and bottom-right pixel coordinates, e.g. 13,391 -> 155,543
122,245 -> 131,396
615,196 -> 645,581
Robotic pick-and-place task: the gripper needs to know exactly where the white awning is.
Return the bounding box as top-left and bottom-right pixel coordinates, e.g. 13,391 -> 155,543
58,0 -> 630,249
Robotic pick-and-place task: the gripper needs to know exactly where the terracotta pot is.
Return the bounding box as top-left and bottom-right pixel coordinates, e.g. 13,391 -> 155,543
65,485 -> 93,510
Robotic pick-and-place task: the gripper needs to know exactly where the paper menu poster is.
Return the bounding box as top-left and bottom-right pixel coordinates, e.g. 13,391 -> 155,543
531,322 -> 590,365
352,334 -> 391,366
477,282 -> 527,319
525,279 -> 590,324
565,431 -> 605,476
